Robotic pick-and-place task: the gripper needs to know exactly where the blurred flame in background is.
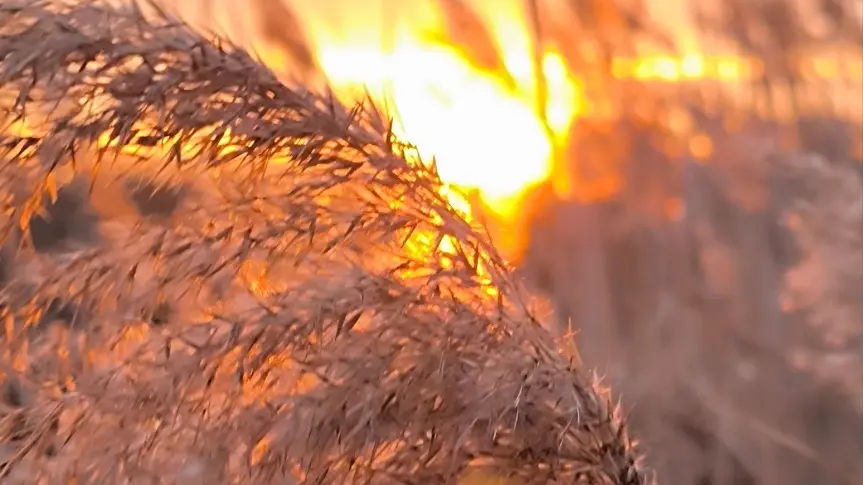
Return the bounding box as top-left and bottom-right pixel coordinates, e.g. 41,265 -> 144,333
175,0 -> 856,260
171,0 -> 588,260
27,0 -> 863,262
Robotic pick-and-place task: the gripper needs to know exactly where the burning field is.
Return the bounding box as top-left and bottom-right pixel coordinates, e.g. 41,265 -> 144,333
0,0 -> 861,484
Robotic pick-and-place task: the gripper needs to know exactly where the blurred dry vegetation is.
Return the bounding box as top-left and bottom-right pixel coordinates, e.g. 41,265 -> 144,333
0,0 -> 861,485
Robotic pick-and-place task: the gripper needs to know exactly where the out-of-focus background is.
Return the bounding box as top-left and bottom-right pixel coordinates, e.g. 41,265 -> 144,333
10,0 -> 863,483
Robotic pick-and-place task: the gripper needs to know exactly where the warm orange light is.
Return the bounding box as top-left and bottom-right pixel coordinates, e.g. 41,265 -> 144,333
680,54 -> 705,78
542,51 -> 581,136
299,10 -> 579,262
316,44 -> 561,218
8,0 -> 791,266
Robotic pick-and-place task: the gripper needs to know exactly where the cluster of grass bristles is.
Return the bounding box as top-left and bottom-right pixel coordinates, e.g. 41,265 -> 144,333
0,1 -> 648,484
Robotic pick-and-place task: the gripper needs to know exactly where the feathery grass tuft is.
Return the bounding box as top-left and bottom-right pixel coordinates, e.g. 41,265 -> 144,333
0,1 -> 648,483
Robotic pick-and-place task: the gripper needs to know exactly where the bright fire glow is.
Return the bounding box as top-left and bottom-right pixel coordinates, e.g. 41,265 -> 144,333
242,1 -> 582,260
19,0 -> 851,265
320,46 -> 554,202
237,1 -> 787,261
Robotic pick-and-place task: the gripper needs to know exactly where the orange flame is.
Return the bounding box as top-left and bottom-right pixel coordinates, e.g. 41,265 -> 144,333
238,0 -> 582,261
14,1 -> 786,264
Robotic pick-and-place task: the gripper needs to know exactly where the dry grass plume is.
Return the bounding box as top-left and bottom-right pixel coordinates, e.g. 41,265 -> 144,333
0,1 -> 648,484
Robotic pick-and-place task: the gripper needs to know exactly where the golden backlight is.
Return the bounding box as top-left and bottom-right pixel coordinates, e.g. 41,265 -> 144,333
218,0 -> 793,264
29,0 -> 801,262
306,14 -> 580,215
182,0 -> 585,260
